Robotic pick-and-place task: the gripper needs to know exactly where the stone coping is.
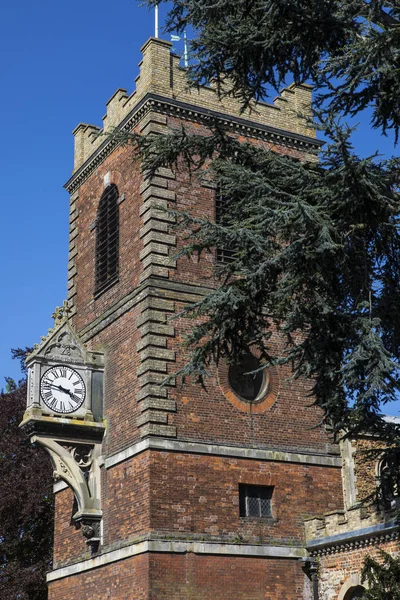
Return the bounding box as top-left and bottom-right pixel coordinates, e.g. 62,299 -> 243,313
306,518 -> 399,553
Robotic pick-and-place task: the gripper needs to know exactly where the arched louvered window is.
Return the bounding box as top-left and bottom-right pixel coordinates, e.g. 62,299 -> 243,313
95,184 -> 119,295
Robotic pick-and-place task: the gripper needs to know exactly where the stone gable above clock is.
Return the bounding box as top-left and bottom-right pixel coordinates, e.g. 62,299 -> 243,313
24,302 -> 104,422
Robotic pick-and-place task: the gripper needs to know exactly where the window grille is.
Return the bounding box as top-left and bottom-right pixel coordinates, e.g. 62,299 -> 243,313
215,189 -> 235,263
95,184 -> 119,295
239,484 -> 273,518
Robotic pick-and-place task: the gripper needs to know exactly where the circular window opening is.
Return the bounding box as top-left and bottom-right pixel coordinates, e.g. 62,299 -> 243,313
228,353 -> 269,403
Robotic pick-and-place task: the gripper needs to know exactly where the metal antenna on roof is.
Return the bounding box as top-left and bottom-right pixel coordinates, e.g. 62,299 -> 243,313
155,3 -> 159,38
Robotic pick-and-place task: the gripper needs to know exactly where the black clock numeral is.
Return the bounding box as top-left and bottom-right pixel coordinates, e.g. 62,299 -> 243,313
70,393 -> 82,404
41,366 -> 85,414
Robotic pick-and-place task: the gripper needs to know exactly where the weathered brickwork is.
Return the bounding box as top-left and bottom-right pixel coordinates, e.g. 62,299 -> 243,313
148,554 -> 305,600
48,35 -> 347,600
53,487 -> 87,567
317,539 -> 400,600
147,452 -> 342,542
49,554 -> 149,600
48,552 -> 311,600
53,450 -> 342,569
352,437 -> 386,503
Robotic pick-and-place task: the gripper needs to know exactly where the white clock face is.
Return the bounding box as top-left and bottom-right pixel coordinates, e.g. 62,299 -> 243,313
40,365 -> 86,414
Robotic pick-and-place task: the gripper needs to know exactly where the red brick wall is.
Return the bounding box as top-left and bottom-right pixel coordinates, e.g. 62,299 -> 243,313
103,452 -> 151,547
148,452 -> 342,542
53,449 -> 343,566
72,145 -> 143,333
149,553 -> 305,600
90,309 -> 143,456
49,554 -> 149,600
168,324 -> 332,452
53,487 -> 86,567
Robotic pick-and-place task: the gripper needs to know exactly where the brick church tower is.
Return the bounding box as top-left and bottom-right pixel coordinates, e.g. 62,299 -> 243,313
23,38 -> 345,599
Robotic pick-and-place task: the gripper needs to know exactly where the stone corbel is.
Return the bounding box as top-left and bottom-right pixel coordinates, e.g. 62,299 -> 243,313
31,435 -> 102,553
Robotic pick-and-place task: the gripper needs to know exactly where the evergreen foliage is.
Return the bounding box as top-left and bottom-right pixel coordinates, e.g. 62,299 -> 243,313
0,351 -> 53,600
362,550 -> 400,598
125,1 -> 400,463
146,0 -> 400,138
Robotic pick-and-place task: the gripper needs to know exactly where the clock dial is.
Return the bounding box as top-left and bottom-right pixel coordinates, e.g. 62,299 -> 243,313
40,365 -> 86,414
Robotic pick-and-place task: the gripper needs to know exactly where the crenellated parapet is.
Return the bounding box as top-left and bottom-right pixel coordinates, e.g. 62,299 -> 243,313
305,435 -> 400,557
71,37 -> 317,172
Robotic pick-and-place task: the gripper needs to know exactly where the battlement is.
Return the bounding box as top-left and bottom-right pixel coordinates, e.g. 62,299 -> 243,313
304,502 -> 400,554
305,506 -> 378,543
72,37 -> 316,172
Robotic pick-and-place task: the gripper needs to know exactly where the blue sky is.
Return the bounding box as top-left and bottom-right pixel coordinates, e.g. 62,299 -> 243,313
0,0 -> 167,383
1,1 -> 399,415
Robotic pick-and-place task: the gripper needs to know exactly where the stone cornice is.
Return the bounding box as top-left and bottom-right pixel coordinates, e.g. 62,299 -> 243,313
65,93 -> 322,195
307,519 -> 399,556
47,539 -> 306,582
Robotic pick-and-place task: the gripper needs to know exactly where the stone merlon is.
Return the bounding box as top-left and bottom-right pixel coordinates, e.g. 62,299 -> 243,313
72,37 -> 316,172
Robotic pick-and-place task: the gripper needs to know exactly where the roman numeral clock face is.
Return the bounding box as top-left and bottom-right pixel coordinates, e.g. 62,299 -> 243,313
40,366 -> 86,414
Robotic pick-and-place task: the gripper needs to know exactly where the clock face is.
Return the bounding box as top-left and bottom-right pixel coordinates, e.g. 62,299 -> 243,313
40,365 -> 86,414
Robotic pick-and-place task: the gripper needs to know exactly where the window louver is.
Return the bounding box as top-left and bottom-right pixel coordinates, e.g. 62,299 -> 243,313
95,184 -> 119,295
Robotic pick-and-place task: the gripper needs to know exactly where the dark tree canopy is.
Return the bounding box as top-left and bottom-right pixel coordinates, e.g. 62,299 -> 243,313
147,0 -> 400,138
0,354 -> 53,600
362,550 -> 400,598
124,0 -> 400,467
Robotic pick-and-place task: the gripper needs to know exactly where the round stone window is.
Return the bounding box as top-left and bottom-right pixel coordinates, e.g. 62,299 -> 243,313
228,353 -> 269,403
218,350 -> 279,413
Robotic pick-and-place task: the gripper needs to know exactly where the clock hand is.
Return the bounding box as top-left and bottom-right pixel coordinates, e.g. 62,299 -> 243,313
47,383 -> 72,394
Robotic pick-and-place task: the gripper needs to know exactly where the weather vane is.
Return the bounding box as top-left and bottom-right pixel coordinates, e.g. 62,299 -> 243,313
171,31 -> 189,68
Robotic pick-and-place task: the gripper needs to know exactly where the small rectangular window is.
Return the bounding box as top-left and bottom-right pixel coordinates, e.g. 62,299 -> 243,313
239,484 -> 273,518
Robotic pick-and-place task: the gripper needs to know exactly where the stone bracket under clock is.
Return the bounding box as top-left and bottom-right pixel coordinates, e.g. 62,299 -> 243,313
31,434 -> 103,553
